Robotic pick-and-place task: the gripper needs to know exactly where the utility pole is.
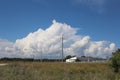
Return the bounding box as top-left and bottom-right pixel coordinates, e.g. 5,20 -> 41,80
61,34 -> 64,62
87,54 -> 90,62
41,48 -> 42,62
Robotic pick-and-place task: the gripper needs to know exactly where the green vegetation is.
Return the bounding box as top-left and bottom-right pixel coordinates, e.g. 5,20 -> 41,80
111,49 -> 120,72
0,62 -> 120,80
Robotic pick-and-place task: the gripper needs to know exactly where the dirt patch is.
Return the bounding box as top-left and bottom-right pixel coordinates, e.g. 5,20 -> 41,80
0,63 -> 7,66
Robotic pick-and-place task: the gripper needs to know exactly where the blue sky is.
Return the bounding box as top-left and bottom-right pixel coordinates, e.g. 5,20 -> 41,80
0,0 -> 120,47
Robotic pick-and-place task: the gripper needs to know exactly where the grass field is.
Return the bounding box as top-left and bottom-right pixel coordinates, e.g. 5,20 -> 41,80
0,62 -> 120,80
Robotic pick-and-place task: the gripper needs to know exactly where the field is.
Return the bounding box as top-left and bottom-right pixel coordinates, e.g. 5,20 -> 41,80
0,62 -> 120,80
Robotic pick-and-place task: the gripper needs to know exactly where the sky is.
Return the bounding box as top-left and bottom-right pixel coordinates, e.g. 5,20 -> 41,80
0,0 -> 120,58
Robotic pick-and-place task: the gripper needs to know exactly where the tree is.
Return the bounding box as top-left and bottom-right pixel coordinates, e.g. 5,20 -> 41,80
65,55 -> 73,60
111,49 -> 120,72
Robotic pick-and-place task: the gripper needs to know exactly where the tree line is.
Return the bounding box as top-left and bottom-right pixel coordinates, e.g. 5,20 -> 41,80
0,57 -> 62,62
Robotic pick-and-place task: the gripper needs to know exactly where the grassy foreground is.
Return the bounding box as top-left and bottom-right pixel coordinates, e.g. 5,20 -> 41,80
0,62 -> 120,80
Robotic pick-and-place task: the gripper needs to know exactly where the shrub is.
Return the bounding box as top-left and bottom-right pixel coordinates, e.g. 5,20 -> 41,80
111,49 -> 120,72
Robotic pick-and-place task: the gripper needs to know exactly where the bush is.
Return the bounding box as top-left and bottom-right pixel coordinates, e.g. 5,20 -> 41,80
111,49 -> 120,72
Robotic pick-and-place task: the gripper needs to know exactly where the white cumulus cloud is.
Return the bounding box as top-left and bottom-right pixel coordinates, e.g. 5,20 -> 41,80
0,39 -> 15,58
0,20 -> 116,58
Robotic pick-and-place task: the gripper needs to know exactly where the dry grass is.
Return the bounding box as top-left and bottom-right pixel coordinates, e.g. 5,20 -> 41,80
0,62 -> 120,80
